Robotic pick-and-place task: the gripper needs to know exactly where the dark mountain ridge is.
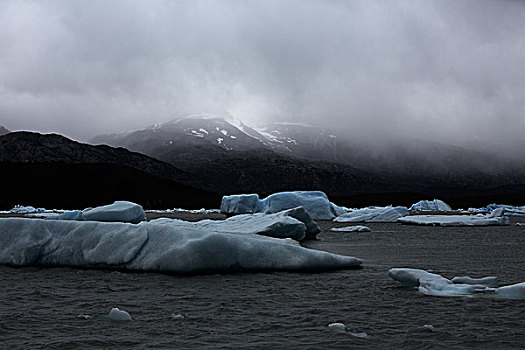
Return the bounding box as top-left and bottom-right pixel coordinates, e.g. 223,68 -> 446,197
0,132 -> 220,209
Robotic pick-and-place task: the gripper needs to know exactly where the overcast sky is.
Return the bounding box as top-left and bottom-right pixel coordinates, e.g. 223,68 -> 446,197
1,0 -> 524,144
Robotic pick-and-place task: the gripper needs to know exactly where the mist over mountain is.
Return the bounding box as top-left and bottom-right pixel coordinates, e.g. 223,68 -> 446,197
92,115 -> 525,181
91,115 -> 525,207
2,0 -> 525,154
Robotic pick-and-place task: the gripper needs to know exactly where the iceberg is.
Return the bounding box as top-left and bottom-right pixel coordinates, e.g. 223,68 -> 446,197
221,194 -> 260,214
0,218 -> 362,274
220,191 -> 338,220
151,207 -> 320,241
331,225 -> 371,232
334,206 -> 409,223
397,211 -> 509,226
496,282 -> 525,300
388,268 -> 450,287
409,199 -> 452,212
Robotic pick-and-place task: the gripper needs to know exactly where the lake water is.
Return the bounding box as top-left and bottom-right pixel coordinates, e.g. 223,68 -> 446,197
1,218 -> 524,349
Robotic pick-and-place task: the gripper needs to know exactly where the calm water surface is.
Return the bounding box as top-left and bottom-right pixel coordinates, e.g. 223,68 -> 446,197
1,219 -> 524,349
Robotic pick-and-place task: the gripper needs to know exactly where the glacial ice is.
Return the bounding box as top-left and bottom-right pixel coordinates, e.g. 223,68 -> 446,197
9,205 -> 46,214
107,308 -> 132,321
221,194 -> 260,214
496,282 -> 525,299
328,323 -> 346,333
389,268 -> 524,299
330,225 -> 371,232
387,268 -> 450,287
334,206 -> 409,223
151,207 -> 320,241
397,211 -> 509,226
451,276 -> 498,287
220,191 -> 338,220
410,199 -> 452,212
82,201 -> 146,223
418,279 -> 490,296
0,218 -> 362,274
47,201 -> 146,224
468,204 -> 525,216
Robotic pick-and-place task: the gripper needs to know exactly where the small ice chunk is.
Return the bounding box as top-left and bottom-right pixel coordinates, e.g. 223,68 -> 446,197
328,322 -> 346,333
77,314 -> 92,320
451,276 -> 498,287
349,332 -> 369,338
170,313 -> 185,320
388,268 -> 450,287
421,324 -> 435,332
331,225 -> 371,232
496,282 -> 525,299
107,307 -> 132,321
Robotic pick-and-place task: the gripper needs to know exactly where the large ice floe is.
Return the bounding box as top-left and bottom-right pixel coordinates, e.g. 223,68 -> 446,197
397,208 -> 509,226
333,206 -> 409,223
388,268 -> 525,299
48,201 -> 146,224
150,207 -> 320,241
221,191 -> 341,220
409,199 -> 452,212
0,216 -> 362,274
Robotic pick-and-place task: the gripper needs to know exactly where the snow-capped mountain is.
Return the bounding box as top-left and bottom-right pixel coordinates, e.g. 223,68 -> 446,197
91,115 -> 341,160
92,114 -> 525,180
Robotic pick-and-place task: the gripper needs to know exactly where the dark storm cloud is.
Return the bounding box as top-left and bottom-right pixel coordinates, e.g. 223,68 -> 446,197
1,0 -> 524,146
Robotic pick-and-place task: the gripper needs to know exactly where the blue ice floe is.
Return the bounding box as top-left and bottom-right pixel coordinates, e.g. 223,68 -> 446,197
49,201 -> 145,224
0,217 -> 362,274
334,206 -> 409,223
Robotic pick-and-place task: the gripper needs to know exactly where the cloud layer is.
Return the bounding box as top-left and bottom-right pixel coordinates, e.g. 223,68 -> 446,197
1,0 -> 524,145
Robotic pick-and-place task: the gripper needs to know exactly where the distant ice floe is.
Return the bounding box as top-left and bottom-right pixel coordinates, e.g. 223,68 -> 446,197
330,225 -> 371,233
409,199 -> 452,212
4,205 -> 46,214
48,201 -> 146,224
334,206 -> 409,223
468,204 -> 525,216
147,208 -> 221,214
221,191 -> 343,220
0,216 -> 362,274
397,208 -> 509,226
388,268 -> 524,299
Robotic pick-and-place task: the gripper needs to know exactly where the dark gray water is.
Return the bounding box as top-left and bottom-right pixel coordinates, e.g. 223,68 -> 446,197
1,219 -> 524,349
